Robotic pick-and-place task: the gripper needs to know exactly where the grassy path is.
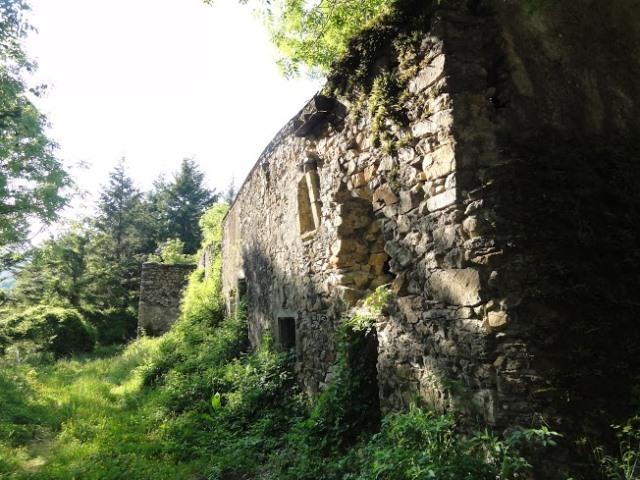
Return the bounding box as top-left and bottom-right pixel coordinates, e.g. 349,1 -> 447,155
0,339 -> 205,480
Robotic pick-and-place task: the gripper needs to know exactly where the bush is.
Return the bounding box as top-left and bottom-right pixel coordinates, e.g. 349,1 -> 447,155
0,305 -> 96,357
82,306 -> 137,345
147,238 -> 194,265
178,266 -> 225,330
594,414 -> 640,480
177,203 -> 228,329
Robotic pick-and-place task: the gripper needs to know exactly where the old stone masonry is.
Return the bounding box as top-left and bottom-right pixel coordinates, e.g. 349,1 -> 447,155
138,263 -> 195,335
221,0 -> 640,447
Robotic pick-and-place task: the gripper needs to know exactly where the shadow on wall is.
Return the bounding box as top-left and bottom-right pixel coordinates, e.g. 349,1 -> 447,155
238,242 -> 384,405
443,0 -> 640,468
221,3 -> 640,476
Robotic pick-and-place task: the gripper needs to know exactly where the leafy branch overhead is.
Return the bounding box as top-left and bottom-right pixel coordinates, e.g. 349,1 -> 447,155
204,0 -> 394,76
0,0 -> 70,257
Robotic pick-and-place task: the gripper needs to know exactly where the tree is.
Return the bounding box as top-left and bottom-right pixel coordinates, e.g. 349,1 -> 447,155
95,158 -> 143,258
205,0 -> 394,76
152,158 -> 216,254
12,223 -> 90,307
0,0 -> 70,263
148,238 -> 194,265
83,160 -> 146,313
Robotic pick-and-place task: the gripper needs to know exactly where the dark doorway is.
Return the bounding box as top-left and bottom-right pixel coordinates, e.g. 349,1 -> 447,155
278,317 -> 296,350
237,278 -> 247,299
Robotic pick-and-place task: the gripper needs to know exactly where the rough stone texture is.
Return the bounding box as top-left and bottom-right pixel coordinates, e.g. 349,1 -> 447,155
137,263 -> 195,335
220,0 -> 640,470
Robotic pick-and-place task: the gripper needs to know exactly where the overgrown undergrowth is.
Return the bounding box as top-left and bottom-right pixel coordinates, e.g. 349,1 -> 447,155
1,203 -> 625,479
0,310 -> 549,480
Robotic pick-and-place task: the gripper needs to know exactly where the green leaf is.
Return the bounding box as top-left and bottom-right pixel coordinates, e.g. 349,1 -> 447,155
211,392 -> 222,410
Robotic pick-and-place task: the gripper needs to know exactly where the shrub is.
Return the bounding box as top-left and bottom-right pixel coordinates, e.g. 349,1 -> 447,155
0,305 -> 96,357
179,264 -> 225,330
198,203 -> 228,250
594,414 -> 640,480
147,238 -> 194,265
82,306 -> 137,345
173,203 -> 229,330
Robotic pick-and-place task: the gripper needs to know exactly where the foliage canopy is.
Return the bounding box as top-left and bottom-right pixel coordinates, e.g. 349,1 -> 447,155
205,0 -> 395,76
0,0 -> 70,261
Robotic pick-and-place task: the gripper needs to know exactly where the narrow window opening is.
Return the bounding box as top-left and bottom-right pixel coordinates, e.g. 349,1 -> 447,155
298,170 -> 321,240
233,278 -> 247,314
278,317 -> 297,350
237,278 -> 247,299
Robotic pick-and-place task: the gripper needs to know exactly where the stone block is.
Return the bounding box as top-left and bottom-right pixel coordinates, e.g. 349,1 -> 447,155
351,171 -> 367,188
373,184 -> 399,210
412,119 -> 437,138
334,286 -> 365,306
472,389 -> 497,424
426,188 -> 457,211
433,225 -> 457,253
487,310 -> 508,329
391,273 -> 409,296
409,54 -> 445,93
305,171 -> 321,202
369,252 -> 388,276
423,143 -> 456,181
412,111 -> 453,138
427,268 -> 482,306
385,241 -> 413,268
364,164 -> 378,182
398,147 -> 417,164
397,296 -> 421,323
400,189 -> 422,213
330,238 -> 369,267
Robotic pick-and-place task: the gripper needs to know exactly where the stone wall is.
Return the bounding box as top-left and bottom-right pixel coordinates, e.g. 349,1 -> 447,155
138,263 -> 196,335
221,0 -> 640,460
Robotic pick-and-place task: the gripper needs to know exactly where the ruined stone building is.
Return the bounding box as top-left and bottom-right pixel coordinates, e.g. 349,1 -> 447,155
220,0 -> 640,452
138,263 -> 195,335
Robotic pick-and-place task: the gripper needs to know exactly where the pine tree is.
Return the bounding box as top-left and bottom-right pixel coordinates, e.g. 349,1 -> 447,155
84,159 -> 146,314
95,158 -> 142,259
155,159 -> 217,254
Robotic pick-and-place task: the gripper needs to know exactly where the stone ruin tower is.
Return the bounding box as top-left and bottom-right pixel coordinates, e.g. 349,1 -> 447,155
220,0 -> 640,468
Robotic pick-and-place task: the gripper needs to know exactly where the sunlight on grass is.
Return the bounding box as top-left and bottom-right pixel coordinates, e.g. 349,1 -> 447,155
0,336 -> 205,480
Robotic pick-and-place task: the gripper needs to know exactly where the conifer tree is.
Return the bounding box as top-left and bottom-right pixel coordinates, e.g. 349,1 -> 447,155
84,159 -> 145,313
95,158 -> 142,259
153,158 -> 217,254
224,177 -> 236,204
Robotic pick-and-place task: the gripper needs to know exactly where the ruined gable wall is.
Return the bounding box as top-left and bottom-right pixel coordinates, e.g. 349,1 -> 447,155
222,8 -> 495,412
221,0 -> 640,450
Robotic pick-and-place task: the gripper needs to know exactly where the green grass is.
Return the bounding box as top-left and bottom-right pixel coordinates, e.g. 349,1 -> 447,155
0,339 -> 207,479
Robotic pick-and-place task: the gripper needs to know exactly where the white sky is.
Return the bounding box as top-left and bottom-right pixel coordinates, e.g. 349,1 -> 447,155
25,0 -> 322,218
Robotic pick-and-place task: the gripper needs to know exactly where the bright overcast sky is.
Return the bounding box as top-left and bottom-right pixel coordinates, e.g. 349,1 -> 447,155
25,0 -> 322,218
